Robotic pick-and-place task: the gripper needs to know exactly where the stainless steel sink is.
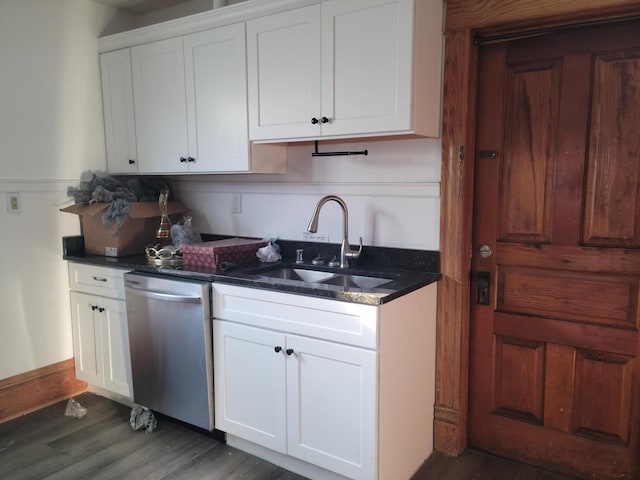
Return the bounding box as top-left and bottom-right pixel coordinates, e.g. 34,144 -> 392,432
248,265 -> 393,290
254,267 -> 335,283
319,274 -> 392,289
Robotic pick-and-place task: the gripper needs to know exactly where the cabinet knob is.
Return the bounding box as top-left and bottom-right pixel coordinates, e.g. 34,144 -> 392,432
286,348 -> 295,356
91,305 -> 98,311
180,157 -> 187,163
321,116 -> 329,124
311,117 -> 319,125
98,307 -> 105,313
128,159 -> 136,165
187,157 -> 195,163
274,346 -> 282,353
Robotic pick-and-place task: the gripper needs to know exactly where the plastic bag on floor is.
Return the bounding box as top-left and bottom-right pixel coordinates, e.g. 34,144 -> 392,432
129,405 -> 157,433
64,398 -> 87,419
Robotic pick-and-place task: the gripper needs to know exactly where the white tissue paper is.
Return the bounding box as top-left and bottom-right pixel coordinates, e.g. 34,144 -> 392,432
256,242 -> 281,263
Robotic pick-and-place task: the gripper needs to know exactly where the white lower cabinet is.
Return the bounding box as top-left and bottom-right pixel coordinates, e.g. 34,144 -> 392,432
214,321 -> 288,452
214,321 -> 376,479
68,263 -> 132,399
285,333 -> 376,480
213,283 -> 437,480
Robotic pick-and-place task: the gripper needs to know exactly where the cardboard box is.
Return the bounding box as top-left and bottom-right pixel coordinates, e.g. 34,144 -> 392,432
61,201 -> 188,257
181,238 -> 267,269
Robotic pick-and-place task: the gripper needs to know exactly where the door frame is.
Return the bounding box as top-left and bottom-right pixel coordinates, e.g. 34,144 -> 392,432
436,0 -> 640,456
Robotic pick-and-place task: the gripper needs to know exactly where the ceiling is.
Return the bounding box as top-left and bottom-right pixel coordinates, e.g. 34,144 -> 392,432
94,0 -> 199,15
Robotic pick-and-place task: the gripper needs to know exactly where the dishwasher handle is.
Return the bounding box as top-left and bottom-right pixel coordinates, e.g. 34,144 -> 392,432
125,285 -> 202,304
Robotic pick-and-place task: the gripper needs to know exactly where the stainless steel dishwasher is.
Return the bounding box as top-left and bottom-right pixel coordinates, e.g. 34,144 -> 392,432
124,272 -> 214,430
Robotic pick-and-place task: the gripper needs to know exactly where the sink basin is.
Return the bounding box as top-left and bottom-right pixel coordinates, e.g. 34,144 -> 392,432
252,267 -> 335,283
248,265 -> 393,290
320,274 -> 393,290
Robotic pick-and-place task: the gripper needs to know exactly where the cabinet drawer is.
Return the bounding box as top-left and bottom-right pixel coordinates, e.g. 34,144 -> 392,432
68,263 -> 127,299
212,283 -> 378,349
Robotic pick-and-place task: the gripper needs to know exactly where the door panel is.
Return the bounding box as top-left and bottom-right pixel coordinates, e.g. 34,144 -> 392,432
583,51 -> 640,247
493,337 -> 545,424
499,61 -> 560,244
497,267 -> 639,328
470,19 -> 640,480
573,350 -> 634,445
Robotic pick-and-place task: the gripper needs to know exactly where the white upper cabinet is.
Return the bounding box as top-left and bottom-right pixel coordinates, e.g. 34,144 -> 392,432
247,5 -> 322,140
101,22 -> 285,175
131,37 -> 189,173
247,0 -> 443,142
320,0 -> 412,137
184,23 -> 250,172
98,0 -> 443,169
100,49 -> 138,173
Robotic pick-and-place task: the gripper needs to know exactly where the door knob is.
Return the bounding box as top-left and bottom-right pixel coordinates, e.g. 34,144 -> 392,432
479,244 -> 492,258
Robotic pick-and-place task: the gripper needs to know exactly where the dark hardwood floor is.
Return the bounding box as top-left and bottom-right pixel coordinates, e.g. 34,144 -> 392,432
0,393 -> 580,480
416,450 -> 581,480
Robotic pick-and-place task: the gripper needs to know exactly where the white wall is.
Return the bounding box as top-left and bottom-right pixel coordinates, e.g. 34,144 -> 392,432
0,0 -> 127,381
170,137 -> 441,250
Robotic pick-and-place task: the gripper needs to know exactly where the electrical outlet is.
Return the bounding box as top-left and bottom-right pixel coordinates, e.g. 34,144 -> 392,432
231,193 -> 242,214
7,192 -> 20,214
302,232 -> 329,242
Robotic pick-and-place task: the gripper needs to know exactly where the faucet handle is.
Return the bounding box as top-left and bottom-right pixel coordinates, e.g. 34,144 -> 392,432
346,237 -> 363,260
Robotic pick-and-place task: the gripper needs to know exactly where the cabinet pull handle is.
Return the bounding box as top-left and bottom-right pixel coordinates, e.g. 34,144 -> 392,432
286,348 -> 295,356
310,117 -> 319,125
187,157 -> 195,163
180,157 -> 187,163
274,346 -> 282,353
128,159 -> 135,165
92,276 -> 108,282
321,116 -> 329,124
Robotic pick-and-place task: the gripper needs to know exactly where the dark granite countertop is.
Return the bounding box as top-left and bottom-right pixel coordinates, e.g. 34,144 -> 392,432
63,235 -> 440,305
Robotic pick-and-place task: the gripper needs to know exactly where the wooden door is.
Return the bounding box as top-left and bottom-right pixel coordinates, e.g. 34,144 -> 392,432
470,20 -> 640,480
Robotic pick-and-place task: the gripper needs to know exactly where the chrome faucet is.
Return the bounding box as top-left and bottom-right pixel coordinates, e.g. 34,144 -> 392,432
307,195 -> 362,268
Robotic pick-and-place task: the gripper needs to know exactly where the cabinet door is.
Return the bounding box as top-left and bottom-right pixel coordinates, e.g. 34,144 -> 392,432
247,5 -> 321,140
100,297 -> 132,398
184,24 -> 250,172
131,37 -> 188,173
286,334 -> 377,480
70,291 -> 102,386
213,321 -> 287,453
321,0 -> 413,136
100,49 -> 138,173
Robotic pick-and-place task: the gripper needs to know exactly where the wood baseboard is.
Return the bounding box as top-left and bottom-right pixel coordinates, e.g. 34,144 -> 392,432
0,358 -> 87,423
